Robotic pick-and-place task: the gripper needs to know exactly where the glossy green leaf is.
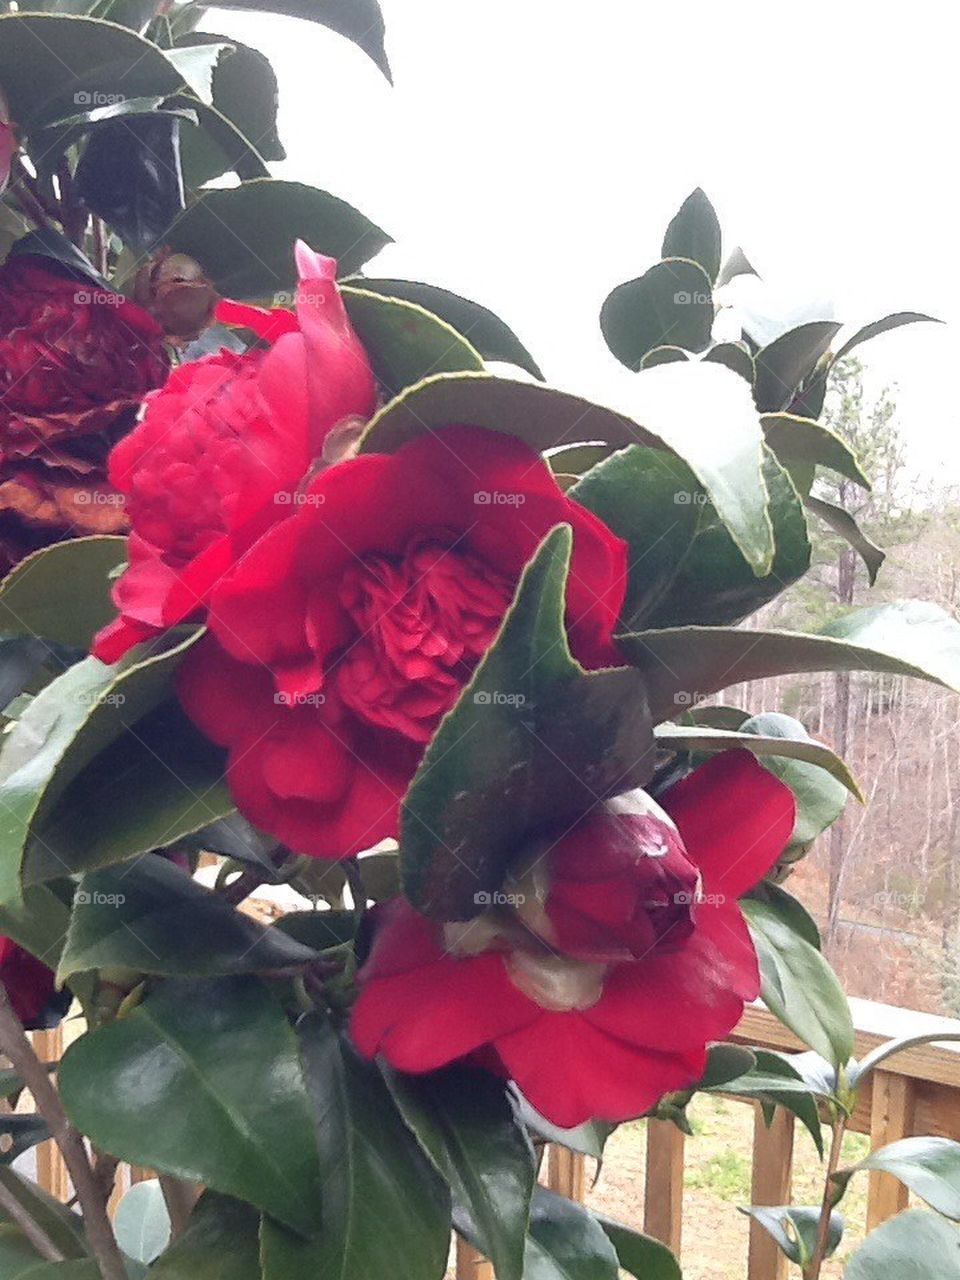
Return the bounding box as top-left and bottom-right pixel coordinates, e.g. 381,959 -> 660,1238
761,413 -> 870,489
260,1014 -> 449,1280
6,228 -> 104,285
0,537 -> 126,651
704,340 -> 754,383
806,495 -> 886,585
0,885 -> 71,972
147,1192 -> 261,1280
12,1263 -> 114,1279
0,14 -> 192,130
654,719 -> 860,798
59,977 -> 322,1236
744,898 -> 855,1065
753,321 -> 841,412
0,1225 -> 46,1275
640,345 -> 688,369
0,1114 -> 50,1164
57,856 -> 317,982
523,1188 -> 619,1280
747,881 -> 822,950
355,279 -> 543,378
0,632 -> 201,905
0,1168 -> 86,1261
718,1049 -> 824,1156
698,1044 -> 758,1088
850,1031 -> 960,1088
115,1182 -> 170,1265
341,287 -> 483,396
601,258 -> 713,369
852,1138 -> 960,1219
593,1212 -> 681,1280
512,1095 -> 613,1160
198,0 -> 390,79
568,445 -> 702,630
385,1065 -> 535,1280
75,113 -> 185,250
834,311 -> 940,363
845,1209 -> 960,1279
22,698 -> 232,887
359,370 -> 663,456
641,448 -> 808,626
740,1205 -> 841,1265
401,527 -> 655,919
662,187 -> 721,282
546,443 -> 615,479
617,600 -> 960,722
165,180 -> 390,297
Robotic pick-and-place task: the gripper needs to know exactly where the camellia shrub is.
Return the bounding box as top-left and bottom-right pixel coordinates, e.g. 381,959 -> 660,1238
0,3 -> 959,1279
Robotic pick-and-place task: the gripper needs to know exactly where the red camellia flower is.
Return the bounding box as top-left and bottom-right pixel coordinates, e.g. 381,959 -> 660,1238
351,750 -> 795,1128
0,936 -> 64,1030
93,243 -> 376,662
176,425 -> 627,859
0,255 -> 168,574
0,90 -> 14,195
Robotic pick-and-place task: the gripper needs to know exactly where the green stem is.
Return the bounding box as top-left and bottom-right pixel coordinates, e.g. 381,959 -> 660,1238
804,1116 -> 847,1279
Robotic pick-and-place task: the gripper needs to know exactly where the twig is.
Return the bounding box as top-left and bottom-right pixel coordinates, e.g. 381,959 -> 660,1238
805,1115 -> 847,1279
0,989 -> 128,1280
158,1174 -> 198,1241
0,1177 -> 66,1262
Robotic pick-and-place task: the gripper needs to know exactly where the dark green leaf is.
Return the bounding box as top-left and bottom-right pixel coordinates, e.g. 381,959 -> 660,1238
853,1138 -> 960,1219
199,0 -> 391,80
0,14 -> 199,130
697,1044 -> 757,1089
355,279 -> 543,378
744,899 -> 855,1065
148,1192 -> 261,1279
601,258 -> 713,369
385,1065 -> 535,1280
23,698 -> 234,886
0,537 -> 126,651
401,527 -> 655,919
0,633 -> 202,904
850,1032 -> 960,1088
845,1209 -> 960,1279
57,856 -> 317,982
512,1094 -> 613,1160
0,885 -> 70,970
834,311 -> 940,363
0,1114 -> 51,1163
59,977 -> 322,1236
762,413 -> 870,488
260,1014 -> 449,1280
0,1224 -> 46,1275
640,345 -> 688,369
165,180 -> 390,296
342,286 -> 483,395
754,322 -> 841,412
0,1168 -> 87,1261
740,1205 -> 841,1265
523,1188 -> 619,1280
7,228 -> 104,286
747,881 -> 822,950
642,448 -> 809,627
617,600 -> 960,722
271,910 -> 356,952
75,113 -> 184,250
718,1049 -> 825,1156
593,1212 -> 681,1280
806,496 -> 886,585
704,340 -> 754,383
568,445 -> 702,630
662,188 -> 721,282
547,444 -> 615,480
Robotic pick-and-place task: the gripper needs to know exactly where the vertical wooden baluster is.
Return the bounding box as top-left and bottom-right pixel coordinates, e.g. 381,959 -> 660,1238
867,1071 -> 915,1230
455,1236 -> 495,1280
747,1106 -> 795,1280
644,1119 -> 684,1256
546,1145 -> 586,1202
31,1029 -> 70,1202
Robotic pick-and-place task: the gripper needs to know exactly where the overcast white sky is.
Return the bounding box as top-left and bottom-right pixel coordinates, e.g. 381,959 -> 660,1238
208,0 -> 959,480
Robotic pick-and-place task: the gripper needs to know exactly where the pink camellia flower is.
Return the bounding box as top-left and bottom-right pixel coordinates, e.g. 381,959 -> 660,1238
351,750 -> 795,1128
92,243 -> 376,663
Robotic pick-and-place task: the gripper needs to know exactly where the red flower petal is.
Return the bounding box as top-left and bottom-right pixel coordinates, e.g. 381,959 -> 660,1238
659,750 -> 796,899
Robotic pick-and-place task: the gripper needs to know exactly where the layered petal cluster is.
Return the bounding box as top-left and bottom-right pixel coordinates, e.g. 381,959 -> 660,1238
0,936 -> 67,1030
176,425 -> 628,859
0,256 -> 168,574
93,245 -> 376,661
352,751 -> 795,1127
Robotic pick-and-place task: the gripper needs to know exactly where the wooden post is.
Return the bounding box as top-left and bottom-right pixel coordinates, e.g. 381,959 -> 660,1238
747,1106 -> 795,1280
455,1236 -> 495,1280
644,1119 -> 684,1256
546,1145 -> 586,1202
867,1070 -> 915,1230
30,1029 -> 70,1202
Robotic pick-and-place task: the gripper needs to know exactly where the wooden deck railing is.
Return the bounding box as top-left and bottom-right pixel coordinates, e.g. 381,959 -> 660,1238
17,997 -> 960,1280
